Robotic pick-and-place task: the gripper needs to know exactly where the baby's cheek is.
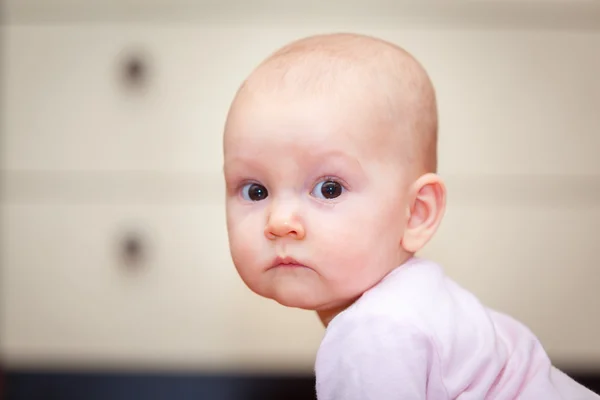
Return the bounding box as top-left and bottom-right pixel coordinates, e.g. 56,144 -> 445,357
312,202 -> 399,279
229,235 -> 264,295
227,214 -> 263,265
313,215 -> 370,269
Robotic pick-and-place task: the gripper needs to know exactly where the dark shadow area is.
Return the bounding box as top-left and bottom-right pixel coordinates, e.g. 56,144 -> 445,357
2,370 -> 318,400
2,369 -> 600,399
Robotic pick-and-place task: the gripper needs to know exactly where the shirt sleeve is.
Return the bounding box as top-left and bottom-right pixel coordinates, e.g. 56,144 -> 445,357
315,314 -> 447,400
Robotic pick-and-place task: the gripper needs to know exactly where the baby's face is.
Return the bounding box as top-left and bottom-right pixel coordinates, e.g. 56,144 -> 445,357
223,90 -> 412,312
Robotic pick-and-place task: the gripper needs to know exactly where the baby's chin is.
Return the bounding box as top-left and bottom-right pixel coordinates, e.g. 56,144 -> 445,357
272,295 -> 320,310
266,290 -> 321,310
261,281 -> 327,311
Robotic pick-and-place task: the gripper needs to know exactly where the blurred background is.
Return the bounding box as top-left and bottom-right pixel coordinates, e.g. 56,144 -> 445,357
1,0 -> 599,399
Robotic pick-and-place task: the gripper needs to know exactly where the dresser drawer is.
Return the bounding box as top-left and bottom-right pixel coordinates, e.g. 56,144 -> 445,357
0,202 -> 323,371
2,24 -> 244,173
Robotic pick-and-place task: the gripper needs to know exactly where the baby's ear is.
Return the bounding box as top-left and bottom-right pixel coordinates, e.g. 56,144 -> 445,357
401,173 -> 446,253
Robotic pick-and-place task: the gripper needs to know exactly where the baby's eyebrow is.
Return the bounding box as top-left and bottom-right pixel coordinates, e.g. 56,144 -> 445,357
223,155 -> 268,176
308,150 -> 363,168
224,149 -> 367,183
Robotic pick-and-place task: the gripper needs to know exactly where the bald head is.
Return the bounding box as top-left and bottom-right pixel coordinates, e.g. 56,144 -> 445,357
226,32 -> 438,173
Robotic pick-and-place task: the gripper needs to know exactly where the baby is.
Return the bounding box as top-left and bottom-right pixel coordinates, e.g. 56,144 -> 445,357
222,33 -> 598,399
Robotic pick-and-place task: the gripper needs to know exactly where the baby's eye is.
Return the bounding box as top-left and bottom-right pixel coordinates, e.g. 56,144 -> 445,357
241,183 -> 268,201
311,179 -> 344,200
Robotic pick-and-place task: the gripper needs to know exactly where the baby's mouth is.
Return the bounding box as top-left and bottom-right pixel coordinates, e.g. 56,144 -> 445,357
270,256 -> 309,269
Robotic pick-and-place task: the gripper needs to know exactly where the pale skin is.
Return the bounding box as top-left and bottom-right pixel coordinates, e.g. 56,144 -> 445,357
223,33 -> 447,327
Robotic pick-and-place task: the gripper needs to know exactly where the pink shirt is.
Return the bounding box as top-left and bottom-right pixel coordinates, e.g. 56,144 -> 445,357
315,257 -> 599,399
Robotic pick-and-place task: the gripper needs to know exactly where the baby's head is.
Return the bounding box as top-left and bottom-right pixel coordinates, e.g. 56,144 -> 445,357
223,33 -> 446,324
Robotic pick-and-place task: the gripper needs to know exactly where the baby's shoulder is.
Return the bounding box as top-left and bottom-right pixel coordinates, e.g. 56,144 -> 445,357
328,258 -> 447,333
327,257 -> 493,340
355,258 -> 446,315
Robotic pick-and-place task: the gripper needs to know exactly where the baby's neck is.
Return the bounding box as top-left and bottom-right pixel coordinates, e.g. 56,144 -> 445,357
317,303 -> 354,328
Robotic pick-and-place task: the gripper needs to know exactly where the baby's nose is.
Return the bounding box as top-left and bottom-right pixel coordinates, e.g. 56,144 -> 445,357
264,203 -> 306,240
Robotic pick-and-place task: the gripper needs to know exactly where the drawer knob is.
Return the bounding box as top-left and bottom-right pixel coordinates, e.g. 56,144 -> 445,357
119,49 -> 150,92
119,232 -> 146,268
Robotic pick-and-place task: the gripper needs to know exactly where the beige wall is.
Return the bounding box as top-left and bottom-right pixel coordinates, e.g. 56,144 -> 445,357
1,1 -> 599,373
